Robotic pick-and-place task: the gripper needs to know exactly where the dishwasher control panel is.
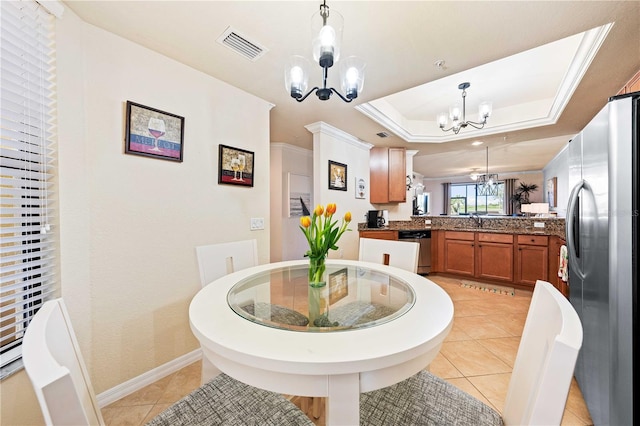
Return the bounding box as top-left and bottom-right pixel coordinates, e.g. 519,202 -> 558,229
398,230 -> 432,239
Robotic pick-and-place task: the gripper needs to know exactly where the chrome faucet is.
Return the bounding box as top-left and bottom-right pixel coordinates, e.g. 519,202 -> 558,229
471,213 -> 483,228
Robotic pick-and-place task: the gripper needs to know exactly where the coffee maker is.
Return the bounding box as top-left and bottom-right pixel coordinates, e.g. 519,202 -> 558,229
367,210 -> 386,228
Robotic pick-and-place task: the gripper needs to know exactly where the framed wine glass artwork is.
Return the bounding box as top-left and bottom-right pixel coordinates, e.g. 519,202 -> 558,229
124,101 -> 184,162
218,144 -> 254,187
328,160 -> 347,191
329,268 -> 348,304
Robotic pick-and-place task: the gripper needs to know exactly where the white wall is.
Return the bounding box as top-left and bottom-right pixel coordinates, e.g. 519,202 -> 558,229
307,123 -> 373,260
0,6 -> 274,425
271,132 -> 417,263
270,143 -> 313,262
59,6 -> 272,392
543,143 -> 570,217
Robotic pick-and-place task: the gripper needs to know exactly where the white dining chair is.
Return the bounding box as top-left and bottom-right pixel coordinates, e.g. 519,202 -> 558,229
360,279 -> 583,425
195,239 -> 260,383
195,240 -> 319,417
195,239 -> 259,287
358,237 -> 420,273
22,298 -> 313,426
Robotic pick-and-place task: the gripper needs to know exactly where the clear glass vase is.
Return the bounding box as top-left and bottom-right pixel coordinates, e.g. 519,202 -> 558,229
308,285 -> 332,327
308,254 -> 327,288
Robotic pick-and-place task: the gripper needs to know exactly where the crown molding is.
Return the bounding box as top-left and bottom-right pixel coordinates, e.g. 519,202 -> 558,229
304,121 -> 374,151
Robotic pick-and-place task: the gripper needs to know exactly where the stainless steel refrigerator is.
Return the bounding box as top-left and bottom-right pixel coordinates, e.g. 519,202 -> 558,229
566,92 -> 637,425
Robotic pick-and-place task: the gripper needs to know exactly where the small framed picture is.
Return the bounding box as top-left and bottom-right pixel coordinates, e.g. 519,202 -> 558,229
125,101 -> 184,162
287,173 -> 311,217
218,144 -> 254,187
329,268 -> 348,305
547,177 -> 557,208
355,176 -> 366,199
328,160 -> 347,191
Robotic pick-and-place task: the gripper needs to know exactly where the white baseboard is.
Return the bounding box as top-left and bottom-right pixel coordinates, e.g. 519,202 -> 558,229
96,349 -> 202,407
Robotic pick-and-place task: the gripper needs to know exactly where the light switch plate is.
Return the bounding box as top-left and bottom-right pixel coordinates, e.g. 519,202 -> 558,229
534,222 -> 545,228
250,217 -> 264,230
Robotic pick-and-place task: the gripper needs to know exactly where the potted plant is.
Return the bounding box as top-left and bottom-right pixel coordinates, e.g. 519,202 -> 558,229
510,182 -> 539,213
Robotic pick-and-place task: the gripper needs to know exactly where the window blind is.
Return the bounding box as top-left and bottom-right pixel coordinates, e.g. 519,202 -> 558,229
1,0 -> 57,373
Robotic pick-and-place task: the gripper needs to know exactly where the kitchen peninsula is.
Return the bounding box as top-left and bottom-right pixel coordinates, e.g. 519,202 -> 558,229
358,216 -> 567,296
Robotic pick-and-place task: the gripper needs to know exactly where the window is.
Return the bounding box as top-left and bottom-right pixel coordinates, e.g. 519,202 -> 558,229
1,0 -> 59,376
449,182 -> 505,215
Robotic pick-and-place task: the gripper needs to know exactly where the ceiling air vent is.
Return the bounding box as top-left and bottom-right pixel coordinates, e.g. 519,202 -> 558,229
216,26 -> 268,62
376,131 -> 390,138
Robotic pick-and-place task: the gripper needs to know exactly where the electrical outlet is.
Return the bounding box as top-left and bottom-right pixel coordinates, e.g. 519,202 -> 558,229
425,219 -> 432,225
250,217 -> 264,230
534,222 -> 545,228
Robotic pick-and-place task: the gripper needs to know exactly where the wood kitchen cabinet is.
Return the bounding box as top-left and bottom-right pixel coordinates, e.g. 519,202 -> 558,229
443,231 -> 475,277
432,230 -> 564,293
617,69 -> 640,95
515,235 -> 549,287
359,230 -> 398,240
370,147 -> 406,203
442,231 -> 514,281
476,233 -> 514,282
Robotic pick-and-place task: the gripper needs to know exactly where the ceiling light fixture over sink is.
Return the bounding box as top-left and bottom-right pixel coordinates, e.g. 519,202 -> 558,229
476,146 -> 499,196
437,82 -> 492,134
285,0 -> 365,103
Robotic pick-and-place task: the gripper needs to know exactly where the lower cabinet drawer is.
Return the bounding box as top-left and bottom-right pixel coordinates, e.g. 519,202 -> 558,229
478,233 -> 513,244
444,231 -> 474,241
517,235 -> 548,246
359,230 -> 398,240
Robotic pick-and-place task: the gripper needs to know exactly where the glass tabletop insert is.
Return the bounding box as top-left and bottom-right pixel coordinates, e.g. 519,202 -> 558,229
227,263 -> 415,332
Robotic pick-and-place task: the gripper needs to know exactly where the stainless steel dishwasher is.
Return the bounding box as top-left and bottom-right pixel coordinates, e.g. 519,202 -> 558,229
398,230 -> 431,275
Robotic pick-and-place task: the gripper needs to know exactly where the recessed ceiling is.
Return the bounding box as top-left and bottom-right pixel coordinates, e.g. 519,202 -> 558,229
357,24 -> 612,143
62,1 -> 640,178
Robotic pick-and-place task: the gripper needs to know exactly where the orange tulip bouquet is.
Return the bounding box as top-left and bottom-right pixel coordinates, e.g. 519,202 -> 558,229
299,203 -> 351,287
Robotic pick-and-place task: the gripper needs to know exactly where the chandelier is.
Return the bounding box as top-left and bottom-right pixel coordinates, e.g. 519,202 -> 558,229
285,0 -> 365,103
437,82 -> 492,134
471,147 -> 499,196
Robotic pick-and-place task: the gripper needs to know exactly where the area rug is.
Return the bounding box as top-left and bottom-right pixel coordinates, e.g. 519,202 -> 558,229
460,280 -> 515,296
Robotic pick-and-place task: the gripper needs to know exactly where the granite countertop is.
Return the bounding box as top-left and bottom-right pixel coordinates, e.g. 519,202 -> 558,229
358,216 -> 565,238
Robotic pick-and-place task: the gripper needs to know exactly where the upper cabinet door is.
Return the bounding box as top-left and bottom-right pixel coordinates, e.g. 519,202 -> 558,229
388,148 -> 406,202
369,147 -> 406,203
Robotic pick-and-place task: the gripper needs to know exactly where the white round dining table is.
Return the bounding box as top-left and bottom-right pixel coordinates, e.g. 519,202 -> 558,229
189,259 -> 454,426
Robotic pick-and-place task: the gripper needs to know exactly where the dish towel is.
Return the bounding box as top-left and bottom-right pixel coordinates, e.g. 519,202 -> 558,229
558,244 -> 569,282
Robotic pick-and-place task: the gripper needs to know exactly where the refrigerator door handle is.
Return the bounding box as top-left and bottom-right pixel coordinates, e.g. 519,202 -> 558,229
566,179 -> 590,280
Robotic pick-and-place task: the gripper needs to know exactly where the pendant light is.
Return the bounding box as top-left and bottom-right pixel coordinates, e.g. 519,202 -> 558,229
438,82 -> 492,134
285,0 -> 365,103
477,146 -> 499,196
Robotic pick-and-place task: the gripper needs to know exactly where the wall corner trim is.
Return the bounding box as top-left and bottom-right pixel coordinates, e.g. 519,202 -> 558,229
96,349 -> 202,407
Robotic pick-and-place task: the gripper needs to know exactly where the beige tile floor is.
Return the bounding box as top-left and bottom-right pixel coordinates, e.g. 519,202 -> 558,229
102,275 -> 593,426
